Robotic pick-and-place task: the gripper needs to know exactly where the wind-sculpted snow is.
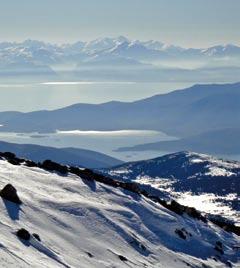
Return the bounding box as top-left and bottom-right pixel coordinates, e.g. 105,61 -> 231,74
0,156 -> 239,267
101,151 -> 240,225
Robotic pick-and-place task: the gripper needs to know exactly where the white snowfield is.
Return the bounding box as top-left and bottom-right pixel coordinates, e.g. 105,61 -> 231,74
0,159 -> 239,268
104,152 -> 240,224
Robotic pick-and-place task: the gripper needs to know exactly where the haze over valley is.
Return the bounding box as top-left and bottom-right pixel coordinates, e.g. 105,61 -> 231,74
1,37 -> 240,83
0,1 -> 240,267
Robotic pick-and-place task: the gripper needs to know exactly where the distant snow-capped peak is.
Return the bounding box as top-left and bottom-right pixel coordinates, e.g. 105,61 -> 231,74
201,44 -> 240,56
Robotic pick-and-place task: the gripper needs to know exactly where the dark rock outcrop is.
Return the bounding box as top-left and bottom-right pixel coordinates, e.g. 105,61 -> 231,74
118,255 -> 128,262
0,184 -> 22,204
175,229 -> 187,240
163,200 -> 207,222
175,228 -> 192,240
25,160 -> 38,168
209,215 -> 240,236
32,233 -> 41,241
0,150 -> 239,238
0,152 -> 24,165
0,152 -> 16,159
86,252 -> 94,258
16,228 -> 31,240
40,160 -> 68,174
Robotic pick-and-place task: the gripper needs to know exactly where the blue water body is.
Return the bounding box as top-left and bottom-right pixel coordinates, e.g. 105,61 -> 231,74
0,130 -> 176,161
0,81 -> 192,112
0,130 -> 239,162
0,81 -> 239,162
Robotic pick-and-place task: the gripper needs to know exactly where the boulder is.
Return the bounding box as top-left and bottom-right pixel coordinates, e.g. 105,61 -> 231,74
0,184 -> 22,204
86,252 -> 93,258
32,233 -> 41,241
25,160 -> 38,168
175,228 -> 187,240
168,200 -> 185,215
16,228 -> 30,240
0,152 -> 16,159
175,228 -> 192,240
40,160 -> 68,174
69,166 -> 83,177
118,255 -> 128,262
7,158 -> 23,166
0,152 -> 24,165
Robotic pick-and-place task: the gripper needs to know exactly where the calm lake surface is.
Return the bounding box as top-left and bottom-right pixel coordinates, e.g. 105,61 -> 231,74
0,130 -> 177,161
0,80 -> 239,162
0,130 -> 239,162
0,81 -> 191,161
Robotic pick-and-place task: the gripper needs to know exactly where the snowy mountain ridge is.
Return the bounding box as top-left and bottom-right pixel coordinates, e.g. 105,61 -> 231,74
1,37 -> 240,67
100,151 -> 240,225
1,37 -> 240,81
0,151 -> 239,267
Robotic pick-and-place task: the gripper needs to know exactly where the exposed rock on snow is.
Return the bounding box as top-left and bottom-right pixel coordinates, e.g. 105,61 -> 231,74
0,154 -> 239,267
32,233 -> 41,242
101,151 -> 240,224
16,228 -> 31,241
0,183 -> 22,204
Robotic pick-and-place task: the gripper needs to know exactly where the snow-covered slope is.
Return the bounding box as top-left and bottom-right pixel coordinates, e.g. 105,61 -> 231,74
100,152 -> 240,224
0,156 -> 239,267
201,44 -> 240,57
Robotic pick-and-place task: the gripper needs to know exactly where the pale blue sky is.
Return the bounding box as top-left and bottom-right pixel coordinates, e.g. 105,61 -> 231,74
0,0 -> 239,48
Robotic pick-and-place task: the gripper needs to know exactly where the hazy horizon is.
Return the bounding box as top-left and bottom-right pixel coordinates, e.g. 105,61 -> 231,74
0,35 -> 240,49
1,0 -> 240,48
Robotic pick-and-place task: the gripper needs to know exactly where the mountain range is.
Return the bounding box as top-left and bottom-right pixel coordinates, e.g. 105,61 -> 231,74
0,82 -> 239,156
117,128 -> 240,155
1,37 -> 240,81
2,37 -> 240,65
0,141 -> 122,168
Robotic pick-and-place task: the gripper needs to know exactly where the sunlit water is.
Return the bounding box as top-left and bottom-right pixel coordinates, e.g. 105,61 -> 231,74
0,81 -> 239,162
0,81 -> 189,161
0,81 -> 192,112
0,130 -> 239,162
0,130 -> 177,161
